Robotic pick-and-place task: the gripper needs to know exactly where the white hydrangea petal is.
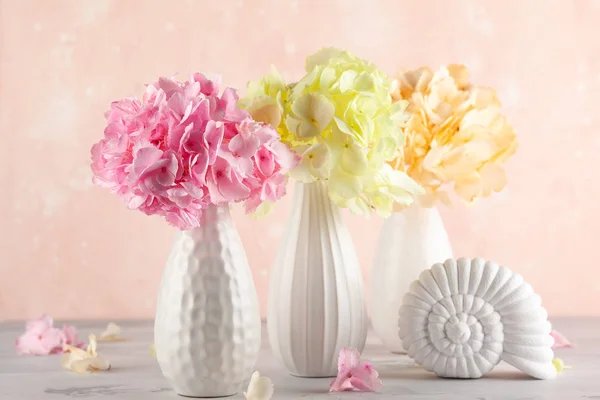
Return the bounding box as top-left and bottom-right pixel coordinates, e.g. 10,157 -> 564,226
244,371 -> 274,400
98,322 -> 125,342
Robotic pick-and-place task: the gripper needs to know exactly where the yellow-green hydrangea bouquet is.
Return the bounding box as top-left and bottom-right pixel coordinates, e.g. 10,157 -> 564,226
240,48 -> 423,377
241,48 -> 423,215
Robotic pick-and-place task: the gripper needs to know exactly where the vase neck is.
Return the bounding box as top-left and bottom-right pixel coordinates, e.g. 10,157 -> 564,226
297,180 -> 327,197
399,203 -> 442,225
295,181 -> 334,210
182,205 -> 232,240
201,204 -> 230,224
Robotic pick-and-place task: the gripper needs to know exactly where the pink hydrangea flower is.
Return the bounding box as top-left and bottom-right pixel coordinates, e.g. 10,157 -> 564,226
15,315 -> 85,356
91,74 -> 299,230
62,324 -> 86,348
551,329 -> 573,349
330,347 -> 383,392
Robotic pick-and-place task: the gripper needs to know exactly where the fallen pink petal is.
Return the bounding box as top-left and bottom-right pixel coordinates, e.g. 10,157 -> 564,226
551,329 -> 573,349
329,347 -> 383,392
62,325 -> 86,348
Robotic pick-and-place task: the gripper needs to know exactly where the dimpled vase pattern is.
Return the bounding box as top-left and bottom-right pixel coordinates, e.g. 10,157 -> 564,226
154,205 -> 261,398
267,182 -> 368,377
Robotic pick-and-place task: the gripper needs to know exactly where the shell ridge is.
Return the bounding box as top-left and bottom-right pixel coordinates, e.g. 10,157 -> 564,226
487,273 -> 525,306
431,263 -> 452,298
457,258 -> 471,295
482,266 -> 513,303
419,269 -> 445,302
410,281 -> 438,306
444,259 -> 459,294
499,294 -> 542,316
403,292 -> 435,311
493,282 -> 533,311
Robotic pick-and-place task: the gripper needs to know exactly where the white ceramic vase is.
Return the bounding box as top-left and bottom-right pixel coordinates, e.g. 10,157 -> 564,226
371,204 -> 453,353
154,205 -> 261,398
267,181 -> 368,378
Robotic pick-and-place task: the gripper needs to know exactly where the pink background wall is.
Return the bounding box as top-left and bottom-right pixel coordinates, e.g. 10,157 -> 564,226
1,0 -> 599,320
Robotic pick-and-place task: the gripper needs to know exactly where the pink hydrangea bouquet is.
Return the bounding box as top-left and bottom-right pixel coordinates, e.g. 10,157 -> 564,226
91,73 -> 299,230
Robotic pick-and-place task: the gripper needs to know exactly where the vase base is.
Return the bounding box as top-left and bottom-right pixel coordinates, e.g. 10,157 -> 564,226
178,393 -> 236,398
290,373 -> 336,379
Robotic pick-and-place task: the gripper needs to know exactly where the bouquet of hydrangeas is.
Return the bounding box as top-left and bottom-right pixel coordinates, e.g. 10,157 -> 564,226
389,65 -> 518,206
240,48 -> 424,216
91,73 -> 298,230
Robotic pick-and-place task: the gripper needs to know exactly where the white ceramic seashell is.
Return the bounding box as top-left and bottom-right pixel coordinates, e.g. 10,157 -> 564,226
398,257 -> 556,380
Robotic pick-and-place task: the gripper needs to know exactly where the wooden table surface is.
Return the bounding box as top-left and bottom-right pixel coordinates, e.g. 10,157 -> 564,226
0,318 -> 598,399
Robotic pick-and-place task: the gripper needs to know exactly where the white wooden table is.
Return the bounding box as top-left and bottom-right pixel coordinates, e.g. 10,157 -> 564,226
1,319 -> 598,399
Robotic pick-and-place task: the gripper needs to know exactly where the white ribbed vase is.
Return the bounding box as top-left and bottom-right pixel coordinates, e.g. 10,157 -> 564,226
371,204 -> 453,353
154,205 -> 261,398
267,181 -> 368,378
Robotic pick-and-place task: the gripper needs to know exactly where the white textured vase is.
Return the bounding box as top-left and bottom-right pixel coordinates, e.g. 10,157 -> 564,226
371,204 -> 453,353
154,205 -> 261,398
267,181 -> 368,378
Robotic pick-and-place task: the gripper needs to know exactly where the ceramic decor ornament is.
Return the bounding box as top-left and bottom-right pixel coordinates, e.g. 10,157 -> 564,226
91,73 -> 298,397
398,257 -> 557,380
371,203 -> 452,353
242,48 -> 423,377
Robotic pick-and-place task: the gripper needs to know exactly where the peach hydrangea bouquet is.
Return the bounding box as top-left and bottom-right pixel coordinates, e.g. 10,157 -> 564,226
240,48 -> 424,216
390,65 -> 518,207
91,73 -> 298,229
